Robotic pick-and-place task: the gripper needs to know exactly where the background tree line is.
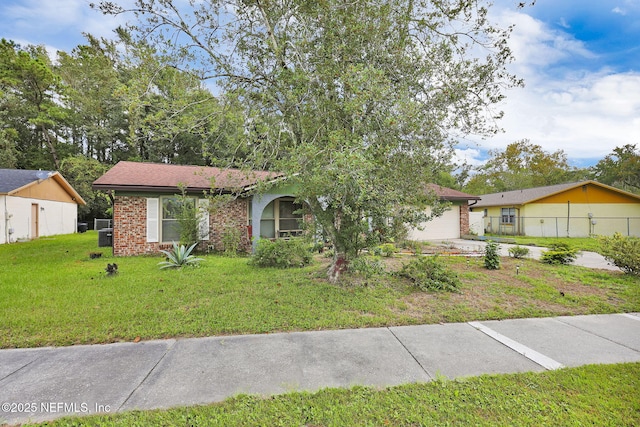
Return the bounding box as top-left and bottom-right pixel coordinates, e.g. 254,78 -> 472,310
1,33 -> 638,223
0,32 -> 249,220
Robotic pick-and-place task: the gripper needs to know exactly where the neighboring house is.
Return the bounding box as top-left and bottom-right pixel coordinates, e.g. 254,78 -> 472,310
93,161 -> 302,256
470,181 -> 640,237
0,169 -> 86,244
406,184 -> 483,241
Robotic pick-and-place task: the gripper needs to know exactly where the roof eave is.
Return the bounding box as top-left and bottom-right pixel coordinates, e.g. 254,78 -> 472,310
440,195 -> 481,202
92,184 -> 245,194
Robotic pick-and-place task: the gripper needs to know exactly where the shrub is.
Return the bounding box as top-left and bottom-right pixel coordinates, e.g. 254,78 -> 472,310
249,238 -> 313,268
484,240 -> 501,270
378,243 -> 397,257
508,245 -> 530,259
404,240 -> 423,256
159,242 -> 204,269
599,233 -> 640,275
540,242 -> 579,265
221,226 -> 243,256
398,255 -> 461,292
348,256 -> 386,278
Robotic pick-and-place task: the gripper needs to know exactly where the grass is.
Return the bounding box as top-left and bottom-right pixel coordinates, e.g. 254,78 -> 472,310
487,235 -> 603,252
1,232 -> 638,348
27,362 -> 640,426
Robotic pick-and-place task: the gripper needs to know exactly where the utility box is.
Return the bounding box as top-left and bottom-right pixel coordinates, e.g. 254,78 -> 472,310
98,228 -> 113,247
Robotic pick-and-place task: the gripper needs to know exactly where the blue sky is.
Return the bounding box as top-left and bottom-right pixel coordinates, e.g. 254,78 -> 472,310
1,0 -> 639,168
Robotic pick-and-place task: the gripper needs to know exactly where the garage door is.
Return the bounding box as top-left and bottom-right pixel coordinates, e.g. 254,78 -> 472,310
406,205 -> 460,241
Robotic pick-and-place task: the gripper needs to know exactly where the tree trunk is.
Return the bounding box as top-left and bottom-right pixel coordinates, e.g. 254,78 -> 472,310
41,125 -> 60,169
327,251 -> 348,284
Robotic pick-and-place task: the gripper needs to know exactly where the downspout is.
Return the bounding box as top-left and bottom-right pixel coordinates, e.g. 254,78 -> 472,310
4,196 -> 8,244
566,201 -> 570,237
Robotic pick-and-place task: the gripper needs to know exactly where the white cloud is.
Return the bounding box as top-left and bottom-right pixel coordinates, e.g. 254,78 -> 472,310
558,17 -> 571,28
473,7 -> 640,165
497,10 -> 594,78
454,147 -> 486,167
2,0 -> 129,53
612,7 -> 627,15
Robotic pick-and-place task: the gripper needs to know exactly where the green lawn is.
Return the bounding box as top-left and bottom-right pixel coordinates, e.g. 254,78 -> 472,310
486,235 -> 604,252
1,232 -> 638,348
29,363 -> 640,427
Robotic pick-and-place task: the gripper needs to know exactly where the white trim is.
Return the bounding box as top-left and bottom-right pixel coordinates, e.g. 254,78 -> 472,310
146,198 -> 159,243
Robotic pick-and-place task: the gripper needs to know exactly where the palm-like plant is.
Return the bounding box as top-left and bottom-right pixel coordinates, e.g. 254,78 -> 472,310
158,242 -> 204,269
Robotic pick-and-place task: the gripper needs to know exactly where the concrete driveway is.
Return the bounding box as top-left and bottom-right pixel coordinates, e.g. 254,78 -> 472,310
442,238 -> 620,271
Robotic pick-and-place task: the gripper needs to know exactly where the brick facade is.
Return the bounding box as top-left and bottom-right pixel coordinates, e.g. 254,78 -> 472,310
459,201 -> 470,236
112,195 -> 251,256
208,197 -> 252,252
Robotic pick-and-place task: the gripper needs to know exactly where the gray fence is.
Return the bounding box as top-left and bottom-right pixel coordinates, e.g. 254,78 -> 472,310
94,218 -> 112,231
484,216 -> 640,238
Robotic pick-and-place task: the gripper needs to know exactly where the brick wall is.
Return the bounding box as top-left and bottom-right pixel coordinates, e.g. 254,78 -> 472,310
208,198 -> 252,252
113,196 -> 158,256
113,195 -> 251,256
459,201 -> 470,236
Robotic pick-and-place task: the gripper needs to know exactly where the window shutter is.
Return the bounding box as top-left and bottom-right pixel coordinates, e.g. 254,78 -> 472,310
198,198 -> 210,241
146,198 -> 159,243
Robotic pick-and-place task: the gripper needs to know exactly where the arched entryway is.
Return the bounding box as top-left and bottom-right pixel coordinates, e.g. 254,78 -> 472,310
250,194 -> 304,251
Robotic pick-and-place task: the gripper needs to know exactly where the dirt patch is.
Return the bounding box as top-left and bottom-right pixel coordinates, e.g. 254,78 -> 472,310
382,254 -> 622,322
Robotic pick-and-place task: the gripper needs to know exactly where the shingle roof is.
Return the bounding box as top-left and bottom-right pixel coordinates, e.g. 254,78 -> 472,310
474,181 -> 602,207
93,161 -> 284,193
0,169 -> 55,193
427,184 -> 480,201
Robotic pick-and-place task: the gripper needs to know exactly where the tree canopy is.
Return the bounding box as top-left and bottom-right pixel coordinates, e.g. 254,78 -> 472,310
94,0 -> 520,281
592,144 -> 640,194
463,139 -> 589,194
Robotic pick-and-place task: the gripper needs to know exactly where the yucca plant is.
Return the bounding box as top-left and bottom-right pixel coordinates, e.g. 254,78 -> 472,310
158,242 -> 204,269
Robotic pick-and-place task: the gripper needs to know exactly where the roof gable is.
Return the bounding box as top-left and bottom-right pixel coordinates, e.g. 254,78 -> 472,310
0,169 -> 85,205
474,181 -> 640,207
93,161 -> 283,193
0,169 -> 52,193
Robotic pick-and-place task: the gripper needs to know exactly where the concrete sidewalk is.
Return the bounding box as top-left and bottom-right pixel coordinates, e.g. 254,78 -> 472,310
2,313 -> 640,425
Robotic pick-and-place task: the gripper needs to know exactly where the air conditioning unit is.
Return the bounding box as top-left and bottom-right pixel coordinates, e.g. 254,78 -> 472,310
98,228 -> 113,247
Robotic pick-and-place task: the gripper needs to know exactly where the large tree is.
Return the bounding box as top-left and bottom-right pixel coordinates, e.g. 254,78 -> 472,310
464,139 -> 586,194
0,39 -> 71,169
592,144 -> 640,194
56,35 -> 129,164
96,0 -> 520,282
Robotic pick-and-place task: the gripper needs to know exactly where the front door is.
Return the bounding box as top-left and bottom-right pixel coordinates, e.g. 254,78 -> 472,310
31,203 -> 39,239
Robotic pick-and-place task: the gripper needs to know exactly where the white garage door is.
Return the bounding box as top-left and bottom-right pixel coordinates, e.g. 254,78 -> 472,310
406,205 -> 460,241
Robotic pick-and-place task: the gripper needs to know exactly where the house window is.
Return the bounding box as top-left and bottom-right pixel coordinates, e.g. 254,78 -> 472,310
260,198 -> 303,239
161,197 -> 195,242
501,207 -> 516,224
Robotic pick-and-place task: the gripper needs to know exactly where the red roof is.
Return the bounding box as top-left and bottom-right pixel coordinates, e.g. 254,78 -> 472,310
93,161 -> 283,193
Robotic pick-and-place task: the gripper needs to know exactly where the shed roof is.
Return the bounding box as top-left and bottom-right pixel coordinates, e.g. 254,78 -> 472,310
93,161 -> 283,193
0,168 -> 85,204
473,180 -> 640,207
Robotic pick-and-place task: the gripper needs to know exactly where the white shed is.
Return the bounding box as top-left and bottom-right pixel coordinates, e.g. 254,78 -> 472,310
0,169 -> 86,244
